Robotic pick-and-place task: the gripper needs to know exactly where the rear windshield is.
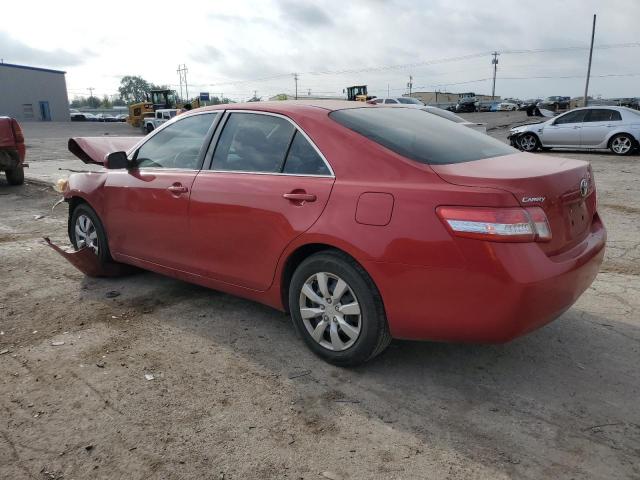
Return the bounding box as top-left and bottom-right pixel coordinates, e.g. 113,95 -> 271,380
330,107 -> 515,165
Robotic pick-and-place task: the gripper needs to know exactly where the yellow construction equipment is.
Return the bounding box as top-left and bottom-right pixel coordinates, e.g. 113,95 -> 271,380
128,89 -> 203,127
346,85 -> 375,102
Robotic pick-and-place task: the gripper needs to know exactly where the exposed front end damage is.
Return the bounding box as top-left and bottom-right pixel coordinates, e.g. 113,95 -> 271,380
43,237 -> 136,277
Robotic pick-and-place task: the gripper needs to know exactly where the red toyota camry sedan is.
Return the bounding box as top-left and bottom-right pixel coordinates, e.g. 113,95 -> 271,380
63,101 -> 605,365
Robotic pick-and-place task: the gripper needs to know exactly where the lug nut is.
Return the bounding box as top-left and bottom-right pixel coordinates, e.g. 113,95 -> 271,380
327,298 -> 332,304
320,305 -> 325,310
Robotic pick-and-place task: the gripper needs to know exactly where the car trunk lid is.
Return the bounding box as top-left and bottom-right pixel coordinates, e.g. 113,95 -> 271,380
431,152 -> 596,255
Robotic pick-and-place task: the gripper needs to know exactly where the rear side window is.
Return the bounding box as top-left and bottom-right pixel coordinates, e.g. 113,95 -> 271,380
585,109 -> 622,122
212,113 -> 295,173
282,132 -> 331,175
330,107 -> 514,165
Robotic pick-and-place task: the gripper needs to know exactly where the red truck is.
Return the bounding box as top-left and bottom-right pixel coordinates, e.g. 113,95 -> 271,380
0,116 -> 26,185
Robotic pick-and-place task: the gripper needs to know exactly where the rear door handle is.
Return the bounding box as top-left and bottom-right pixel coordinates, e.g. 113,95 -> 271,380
283,192 -> 317,202
168,184 -> 188,194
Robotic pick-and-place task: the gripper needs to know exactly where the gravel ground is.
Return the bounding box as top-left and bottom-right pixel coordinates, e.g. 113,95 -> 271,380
1,116 -> 639,480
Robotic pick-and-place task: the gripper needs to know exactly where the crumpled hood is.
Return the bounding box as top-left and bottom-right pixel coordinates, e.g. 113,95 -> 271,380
68,136 -> 140,165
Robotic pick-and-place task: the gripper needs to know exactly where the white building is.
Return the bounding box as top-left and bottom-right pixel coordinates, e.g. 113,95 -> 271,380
0,62 -> 70,121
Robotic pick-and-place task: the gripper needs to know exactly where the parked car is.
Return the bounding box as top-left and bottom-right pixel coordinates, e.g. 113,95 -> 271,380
455,99 -> 477,113
95,114 -> 118,122
539,96 -> 571,112
141,109 -> 180,134
508,106 -> 640,155
0,116 -> 26,185
476,101 -> 495,112
115,114 -> 128,122
519,99 -> 542,111
369,97 -> 424,106
495,101 -> 519,111
62,101 -> 605,365
489,101 -> 501,112
421,106 -> 487,133
71,112 -> 89,121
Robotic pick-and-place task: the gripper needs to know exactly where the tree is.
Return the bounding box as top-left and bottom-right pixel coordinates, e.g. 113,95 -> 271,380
118,75 -> 152,104
112,97 -> 126,107
101,95 -> 112,108
70,96 -> 86,108
247,95 -> 261,102
87,96 -> 101,108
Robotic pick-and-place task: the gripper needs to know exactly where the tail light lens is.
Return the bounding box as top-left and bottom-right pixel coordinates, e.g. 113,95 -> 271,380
10,119 -> 24,144
436,206 -> 551,243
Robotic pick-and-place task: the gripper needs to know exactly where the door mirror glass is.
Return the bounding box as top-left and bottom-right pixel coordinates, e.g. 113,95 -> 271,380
106,151 -> 129,169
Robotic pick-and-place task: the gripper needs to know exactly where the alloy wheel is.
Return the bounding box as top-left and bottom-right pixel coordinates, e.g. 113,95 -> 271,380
519,134 -> 538,152
611,136 -> 632,154
75,214 -> 99,254
298,272 -> 362,351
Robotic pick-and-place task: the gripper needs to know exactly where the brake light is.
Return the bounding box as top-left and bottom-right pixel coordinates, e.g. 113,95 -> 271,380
436,206 -> 551,242
10,119 -> 24,144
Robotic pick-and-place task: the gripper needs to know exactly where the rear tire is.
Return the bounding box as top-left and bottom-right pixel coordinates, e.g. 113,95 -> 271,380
609,133 -> 635,156
5,165 -> 24,185
289,251 -> 391,366
145,124 -> 154,134
69,203 -> 113,265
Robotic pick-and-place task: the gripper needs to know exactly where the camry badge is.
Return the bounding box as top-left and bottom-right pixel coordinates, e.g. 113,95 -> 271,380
580,178 -> 589,197
522,196 -> 545,203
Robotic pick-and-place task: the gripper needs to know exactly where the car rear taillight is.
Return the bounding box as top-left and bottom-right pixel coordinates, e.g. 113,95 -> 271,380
436,206 -> 552,242
11,119 -> 24,144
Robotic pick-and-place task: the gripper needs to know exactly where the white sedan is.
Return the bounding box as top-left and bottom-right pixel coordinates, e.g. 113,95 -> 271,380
495,101 -> 519,111
508,106 -> 640,156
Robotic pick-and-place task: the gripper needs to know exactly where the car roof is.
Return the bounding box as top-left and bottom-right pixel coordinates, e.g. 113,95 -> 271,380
198,100 -> 376,116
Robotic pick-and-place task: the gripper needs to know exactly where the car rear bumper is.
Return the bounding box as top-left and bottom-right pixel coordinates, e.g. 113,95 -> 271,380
365,214 -> 606,343
0,146 -> 25,169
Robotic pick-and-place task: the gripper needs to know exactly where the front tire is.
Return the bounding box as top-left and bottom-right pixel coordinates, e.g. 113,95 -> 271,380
609,133 -> 635,156
69,203 -> 113,265
145,124 -> 154,134
518,133 -> 540,152
5,165 -> 24,185
289,251 -> 391,366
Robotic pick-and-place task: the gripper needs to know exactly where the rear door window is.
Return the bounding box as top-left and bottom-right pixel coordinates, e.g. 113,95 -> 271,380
584,109 -> 622,122
330,107 -> 514,165
212,113 -> 295,173
282,132 -> 331,176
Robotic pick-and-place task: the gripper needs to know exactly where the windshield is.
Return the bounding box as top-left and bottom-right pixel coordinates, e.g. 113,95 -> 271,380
330,107 -> 515,165
397,97 -> 423,105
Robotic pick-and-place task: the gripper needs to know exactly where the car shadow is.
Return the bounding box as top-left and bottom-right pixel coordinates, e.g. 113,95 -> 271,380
79,269 -> 640,477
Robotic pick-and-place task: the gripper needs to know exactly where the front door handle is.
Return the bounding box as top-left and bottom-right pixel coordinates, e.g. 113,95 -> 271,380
168,184 -> 188,194
283,192 -> 317,203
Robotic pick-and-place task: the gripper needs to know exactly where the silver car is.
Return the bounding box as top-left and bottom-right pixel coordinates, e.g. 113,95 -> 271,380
509,106 -> 640,155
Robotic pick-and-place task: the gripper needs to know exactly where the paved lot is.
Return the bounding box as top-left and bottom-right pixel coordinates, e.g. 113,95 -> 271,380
1,114 -> 639,479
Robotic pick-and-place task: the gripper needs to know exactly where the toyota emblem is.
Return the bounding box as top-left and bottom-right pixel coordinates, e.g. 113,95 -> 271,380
580,178 -> 589,197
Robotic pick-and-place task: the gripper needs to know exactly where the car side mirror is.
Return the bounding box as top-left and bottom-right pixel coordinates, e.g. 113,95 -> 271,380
105,151 -> 129,169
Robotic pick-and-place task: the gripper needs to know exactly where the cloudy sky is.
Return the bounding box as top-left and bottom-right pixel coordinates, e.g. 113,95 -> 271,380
2,0 -> 639,102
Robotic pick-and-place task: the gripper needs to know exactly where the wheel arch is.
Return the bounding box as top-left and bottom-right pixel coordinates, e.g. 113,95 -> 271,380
279,242 -> 379,313
607,131 -> 638,149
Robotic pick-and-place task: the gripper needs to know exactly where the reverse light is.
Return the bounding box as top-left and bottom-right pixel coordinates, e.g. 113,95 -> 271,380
436,206 -> 552,243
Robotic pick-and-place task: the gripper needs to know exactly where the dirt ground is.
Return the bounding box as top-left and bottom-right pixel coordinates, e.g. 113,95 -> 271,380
1,118 -> 639,480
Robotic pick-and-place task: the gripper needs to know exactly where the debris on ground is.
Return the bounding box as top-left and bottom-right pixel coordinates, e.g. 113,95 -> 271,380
51,341 -> 65,346
288,370 -> 311,379
96,361 -> 105,368
144,373 -> 155,381
105,290 -> 121,298
0,349 -> 9,355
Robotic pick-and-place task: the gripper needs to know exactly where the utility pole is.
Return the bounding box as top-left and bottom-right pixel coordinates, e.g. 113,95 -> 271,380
254,90 -> 258,99
491,52 -> 499,100
176,65 -> 184,101
88,87 -> 94,99
177,64 -> 189,101
307,88 -> 311,96
293,73 -> 299,99
387,84 -> 390,97
583,14 -> 596,107
407,75 -> 413,97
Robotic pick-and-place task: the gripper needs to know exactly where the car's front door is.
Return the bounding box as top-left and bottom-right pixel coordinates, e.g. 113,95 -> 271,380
188,111 -> 335,291
539,109 -> 587,147
580,108 -> 623,147
103,112 -> 219,268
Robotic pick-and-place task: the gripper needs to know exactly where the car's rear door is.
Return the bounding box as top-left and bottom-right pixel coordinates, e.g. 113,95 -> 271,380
580,108 -> 622,147
104,112 -> 219,269
539,109 -> 587,147
188,111 -> 335,291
